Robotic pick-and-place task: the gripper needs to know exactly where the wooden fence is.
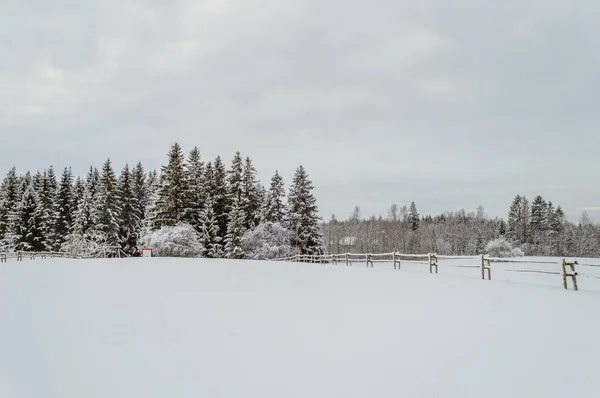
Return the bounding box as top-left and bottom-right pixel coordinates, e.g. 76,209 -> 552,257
0,247 -> 130,263
272,252 -> 600,291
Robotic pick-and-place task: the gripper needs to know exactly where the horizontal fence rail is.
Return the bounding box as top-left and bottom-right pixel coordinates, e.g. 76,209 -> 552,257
272,252 -> 600,292
0,248 -> 130,262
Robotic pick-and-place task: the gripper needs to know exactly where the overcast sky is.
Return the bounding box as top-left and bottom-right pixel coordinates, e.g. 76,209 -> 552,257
1,0 -> 599,222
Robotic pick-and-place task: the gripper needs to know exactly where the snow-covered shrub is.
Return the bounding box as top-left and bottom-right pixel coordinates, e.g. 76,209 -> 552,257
485,237 -> 524,258
140,223 -> 203,258
242,222 -> 295,260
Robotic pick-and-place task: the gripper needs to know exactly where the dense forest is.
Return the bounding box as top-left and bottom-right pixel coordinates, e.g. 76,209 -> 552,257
0,143 -> 325,258
322,199 -> 600,258
2,143 -> 598,259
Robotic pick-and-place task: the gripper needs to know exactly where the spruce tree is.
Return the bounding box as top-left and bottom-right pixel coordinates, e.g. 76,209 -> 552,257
498,219 -> 507,237
530,195 -> 547,238
227,151 -> 244,203
0,167 -> 21,247
263,170 -> 286,223
211,156 -> 229,239
94,159 -> 121,251
51,167 -> 74,251
224,198 -> 246,259
69,176 -> 98,249
33,171 -> 43,194
507,195 -> 523,242
131,162 -> 148,238
71,177 -> 85,216
15,184 -> 45,251
408,202 -> 420,231
520,196 -> 530,244
143,172 -> 161,233
241,156 -> 261,230
38,167 -> 58,250
155,143 -> 187,227
285,165 -> 325,255
201,195 -> 222,258
184,147 -> 205,232
118,164 -> 140,255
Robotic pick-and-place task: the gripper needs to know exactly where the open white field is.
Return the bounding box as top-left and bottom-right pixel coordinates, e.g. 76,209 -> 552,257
1,257 -> 599,398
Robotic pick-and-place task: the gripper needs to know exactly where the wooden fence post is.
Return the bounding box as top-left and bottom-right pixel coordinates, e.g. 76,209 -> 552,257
345,253 -> 350,266
562,259 -> 578,290
393,252 -> 400,270
481,255 -> 491,280
429,253 -> 438,274
17,251 -> 23,262
0,252 -> 6,263
366,253 -> 373,268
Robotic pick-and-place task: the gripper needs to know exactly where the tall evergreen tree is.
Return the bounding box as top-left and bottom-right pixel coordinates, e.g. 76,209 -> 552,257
263,170 -> 286,223
507,195 -> 521,242
155,143 -> 187,227
530,195 -> 548,242
285,165 -> 325,255
408,202 -> 420,231
211,156 -> 229,239
143,171 -> 161,233
498,219 -> 507,237
224,198 -> 246,259
15,183 -> 45,252
70,177 -> 98,244
241,156 -> 261,229
184,147 -> 205,232
201,195 -> 222,258
0,167 -> 21,247
94,159 -> 121,250
131,162 -> 148,239
38,168 -> 58,250
118,164 -> 140,255
71,177 -> 85,216
227,151 -> 244,203
51,167 -> 74,251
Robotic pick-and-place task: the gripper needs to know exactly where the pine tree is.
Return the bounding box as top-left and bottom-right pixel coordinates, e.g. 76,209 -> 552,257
0,167 -> 21,248
38,167 -> 58,250
131,162 -> 148,241
227,151 -> 244,203
201,195 -> 222,258
224,198 -> 246,259
211,156 -> 229,239
94,159 -> 121,251
507,195 -> 523,243
263,170 -> 286,223
520,196 -> 530,244
51,167 -> 74,251
155,143 -> 187,228
408,202 -> 420,231
71,177 -> 85,216
70,176 -> 97,245
118,164 -> 141,255
530,195 -> 548,242
498,219 -> 507,237
33,171 -> 43,194
241,156 -> 261,229
184,147 -> 205,232
285,165 -> 325,255
143,171 -> 161,233
15,184 -> 45,252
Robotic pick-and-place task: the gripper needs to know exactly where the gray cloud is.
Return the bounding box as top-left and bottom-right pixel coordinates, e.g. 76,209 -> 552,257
1,0 -> 598,222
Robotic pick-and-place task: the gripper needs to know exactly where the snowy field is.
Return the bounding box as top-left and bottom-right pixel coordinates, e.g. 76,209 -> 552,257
1,258 -> 599,398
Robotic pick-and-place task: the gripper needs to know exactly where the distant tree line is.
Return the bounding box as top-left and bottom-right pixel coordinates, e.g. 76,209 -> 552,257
323,197 -> 600,258
0,143 -> 325,258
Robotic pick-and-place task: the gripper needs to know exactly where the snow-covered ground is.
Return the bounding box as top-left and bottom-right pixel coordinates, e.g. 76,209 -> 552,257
1,257 -> 599,398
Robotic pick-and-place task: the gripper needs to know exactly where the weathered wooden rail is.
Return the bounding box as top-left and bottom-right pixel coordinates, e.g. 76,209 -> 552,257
273,252 -> 589,291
